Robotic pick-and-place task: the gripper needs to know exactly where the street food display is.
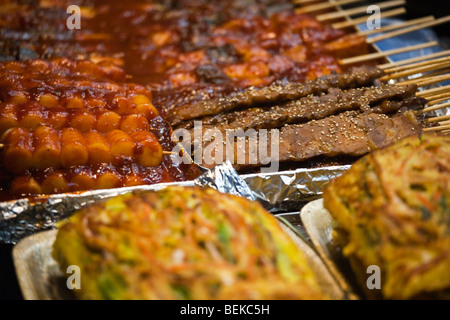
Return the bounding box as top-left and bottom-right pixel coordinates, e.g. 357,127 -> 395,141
1,0 -> 449,301
0,0 -> 375,200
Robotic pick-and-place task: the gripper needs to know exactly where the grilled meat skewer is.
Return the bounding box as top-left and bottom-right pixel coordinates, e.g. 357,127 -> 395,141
180,84 -> 426,133
168,66 -> 385,126
197,110 -> 422,169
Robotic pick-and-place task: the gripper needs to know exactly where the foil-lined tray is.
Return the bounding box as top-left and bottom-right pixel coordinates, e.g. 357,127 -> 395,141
242,165 -> 350,213
0,181 -> 191,244
0,162 -> 349,244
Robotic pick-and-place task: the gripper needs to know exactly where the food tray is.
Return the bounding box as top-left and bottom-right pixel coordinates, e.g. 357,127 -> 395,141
0,163 -> 350,244
300,198 -> 363,298
299,198 -> 414,299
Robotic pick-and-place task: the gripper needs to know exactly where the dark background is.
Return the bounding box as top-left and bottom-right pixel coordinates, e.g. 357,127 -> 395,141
0,244 -> 21,299
1,0 -> 450,300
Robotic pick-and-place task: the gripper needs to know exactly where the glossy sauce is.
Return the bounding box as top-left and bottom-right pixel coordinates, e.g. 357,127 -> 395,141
0,0 -> 371,200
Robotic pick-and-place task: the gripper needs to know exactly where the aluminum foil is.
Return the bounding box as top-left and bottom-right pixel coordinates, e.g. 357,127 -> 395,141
194,161 -> 256,201
0,162 -> 349,244
242,165 -> 351,213
0,181 -> 192,244
0,162 -> 252,244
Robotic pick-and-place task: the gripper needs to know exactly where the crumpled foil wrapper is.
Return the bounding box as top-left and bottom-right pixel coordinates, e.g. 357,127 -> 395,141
242,165 -> 351,213
0,162 -> 349,244
194,161 -> 256,201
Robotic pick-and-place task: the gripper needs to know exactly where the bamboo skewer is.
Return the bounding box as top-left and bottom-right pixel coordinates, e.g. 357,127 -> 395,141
417,85 -> 450,97
428,98 -> 450,106
332,7 -> 406,29
295,0 -> 362,13
293,0 -> 322,4
441,126 -> 450,133
0,143 -> 178,155
386,69 -> 450,85
367,15 -> 450,43
397,74 -> 450,87
340,41 -> 438,65
412,68 -> 450,81
317,0 -> 405,21
382,61 -> 450,81
378,49 -> 450,69
426,92 -> 450,105
383,56 -> 450,73
359,16 -> 435,36
425,114 -> 450,123
163,151 -> 179,156
424,124 -> 450,132
421,102 -> 450,114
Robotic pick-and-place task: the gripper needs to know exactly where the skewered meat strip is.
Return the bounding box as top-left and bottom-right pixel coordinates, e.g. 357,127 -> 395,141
181,84 -> 426,132
168,66 -> 385,126
198,110 -> 422,169
277,110 -> 422,162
